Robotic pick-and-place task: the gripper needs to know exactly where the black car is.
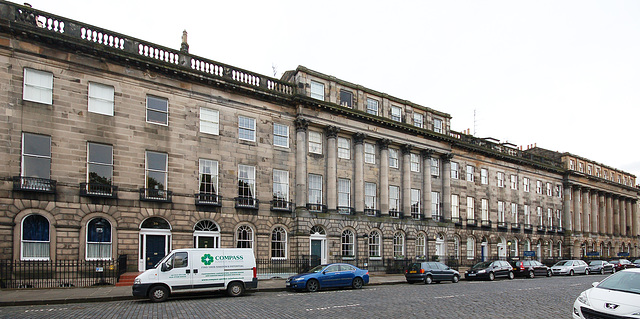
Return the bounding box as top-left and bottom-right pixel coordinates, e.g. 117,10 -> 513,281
609,259 -> 635,272
587,260 -> 615,275
405,261 -> 460,284
465,260 -> 514,281
510,260 -> 552,278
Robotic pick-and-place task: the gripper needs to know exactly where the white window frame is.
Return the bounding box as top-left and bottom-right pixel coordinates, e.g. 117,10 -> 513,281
368,231 -> 381,259
365,182 -> 377,210
510,175 -> 518,190
416,233 -> 426,257
146,95 -> 168,125
411,189 -> 421,218
524,205 -> 531,225
389,186 -> 400,213
497,172 -> 504,187
87,142 -> 113,189
410,153 -> 420,172
308,174 -> 323,205
413,113 -> 423,128
238,165 -> 256,199
145,151 -> 167,191
86,218 -> 112,261
23,68 -> 53,105
451,162 -> 459,179
308,131 -> 322,154
199,159 -> 218,195
272,169 -> 289,202
467,237 -> 475,260
238,115 -> 256,142
466,165 -> 474,182
536,181 -> 543,194
481,168 -> 488,184
21,214 -> 50,261
523,177 -> 530,192
467,197 -> 476,219
364,143 -> 376,164
366,98 -> 379,116
393,232 -> 405,257
273,123 -> 289,148
389,148 -> 399,168
511,203 -> 518,222
338,178 -> 351,208
431,158 -> 440,176
341,229 -> 355,257
338,137 -> 350,159
498,201 -> 505,223
88,82 -> 114,116
451,194 -> 459,219
391,106 -> 402,122
480,198 -> 488,220
310,80 -> 324,100
200,107 -> 220,135
432,191 -> 441,219
433,118 -> 443,133
236,225 -> 254,249
546,182 -> 552,196
271,227 -> 287,259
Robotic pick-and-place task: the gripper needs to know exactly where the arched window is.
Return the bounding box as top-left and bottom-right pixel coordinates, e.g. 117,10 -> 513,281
466,237 -> 475,260
368,231 -> 381,259
86,218 -> 112,260
341,229 -> 355,258
236,225 -> 253,248
416,233 -> 426,258
21,214 -> 50,261
393,232 -> 405,258
194,220 -> 220,248
271,227 -> 287,259
310,225 -> 326,235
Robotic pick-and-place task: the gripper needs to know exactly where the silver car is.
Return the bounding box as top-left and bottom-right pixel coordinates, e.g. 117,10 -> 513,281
552,260 -> 589,276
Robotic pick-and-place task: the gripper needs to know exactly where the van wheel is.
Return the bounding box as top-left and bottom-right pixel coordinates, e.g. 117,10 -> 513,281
424,275 -> 433,284
452,275 -> 459,283
528,270 -> 535,279
227,282 -> 244,297
149,286 -> 169,303
352,277 -> 364,289
306,279 -> 319,292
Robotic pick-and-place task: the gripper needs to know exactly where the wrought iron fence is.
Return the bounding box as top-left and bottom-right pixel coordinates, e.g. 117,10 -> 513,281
0,259 -> 122,289
256,255 -> 320,279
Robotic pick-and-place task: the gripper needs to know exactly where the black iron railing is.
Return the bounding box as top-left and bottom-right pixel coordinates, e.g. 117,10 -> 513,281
389,210 -> 403,219
0,259 -> 119,289
80,183 -> 117,198
337,206 -> 355,215
364,209 -> 380,217
270,200 -> 293,212
235,197 -> 259,209
195,193 -> 221,206
139,188 -> 172,202
306,203 -> 327,213
12,176 -> 56,193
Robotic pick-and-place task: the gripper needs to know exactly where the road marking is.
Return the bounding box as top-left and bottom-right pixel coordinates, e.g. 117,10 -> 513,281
306,304 -> 360,311
25,308 -> 68,313
434,295 -> 464,299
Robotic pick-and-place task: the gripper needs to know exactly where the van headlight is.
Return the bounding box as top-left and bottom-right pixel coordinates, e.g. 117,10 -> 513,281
134,278 -> 141,285
577,291 -> 590,306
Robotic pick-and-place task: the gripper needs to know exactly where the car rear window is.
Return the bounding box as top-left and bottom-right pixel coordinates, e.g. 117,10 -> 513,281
408,263 -> 424,271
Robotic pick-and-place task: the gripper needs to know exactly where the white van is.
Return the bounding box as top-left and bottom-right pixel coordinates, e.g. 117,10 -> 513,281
132,248 -> 258,302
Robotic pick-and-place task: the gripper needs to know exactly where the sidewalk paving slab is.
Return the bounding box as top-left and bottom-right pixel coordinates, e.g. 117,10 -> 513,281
0,274 -> 407,307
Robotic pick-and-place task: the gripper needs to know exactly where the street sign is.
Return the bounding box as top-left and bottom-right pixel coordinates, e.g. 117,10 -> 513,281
523,251 -> 536,257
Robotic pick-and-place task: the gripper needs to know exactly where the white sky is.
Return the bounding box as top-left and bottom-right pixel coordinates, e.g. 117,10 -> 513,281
20,0 -> 640,183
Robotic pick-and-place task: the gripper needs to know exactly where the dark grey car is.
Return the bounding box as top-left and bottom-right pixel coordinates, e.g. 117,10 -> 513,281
405,262 -> 460,284
587,260 -> 615,275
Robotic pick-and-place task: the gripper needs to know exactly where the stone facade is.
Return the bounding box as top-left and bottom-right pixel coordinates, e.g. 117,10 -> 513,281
0,3 -> 637,272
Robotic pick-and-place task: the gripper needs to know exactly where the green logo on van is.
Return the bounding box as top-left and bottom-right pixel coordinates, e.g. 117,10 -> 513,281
201,254 -> 214,265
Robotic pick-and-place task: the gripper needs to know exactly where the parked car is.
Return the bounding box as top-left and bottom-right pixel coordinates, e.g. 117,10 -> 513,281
465,260 -> 514,281
286,263 -> 369,292
633,259 -> 640,267
609,259 -> 635,272
510,260 -> 552,278
551,260 -> 589,276
587,260 -> 615,275
405,261 -> 460,284
573,268 -> 640,318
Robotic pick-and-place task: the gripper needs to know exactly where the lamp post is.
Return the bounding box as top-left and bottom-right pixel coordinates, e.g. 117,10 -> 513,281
507,240 -> 512,261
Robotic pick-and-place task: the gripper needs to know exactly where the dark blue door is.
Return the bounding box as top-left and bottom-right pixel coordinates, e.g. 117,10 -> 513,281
146,235 -> 166,270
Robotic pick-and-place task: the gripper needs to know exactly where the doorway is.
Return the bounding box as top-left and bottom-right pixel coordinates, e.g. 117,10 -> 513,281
139,217 -> 172,271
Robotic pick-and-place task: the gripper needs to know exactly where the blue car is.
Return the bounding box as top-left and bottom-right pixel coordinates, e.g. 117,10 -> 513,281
286,263 -> 369,292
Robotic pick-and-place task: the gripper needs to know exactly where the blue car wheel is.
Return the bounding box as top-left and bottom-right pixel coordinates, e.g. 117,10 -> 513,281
306,279 -> 319,292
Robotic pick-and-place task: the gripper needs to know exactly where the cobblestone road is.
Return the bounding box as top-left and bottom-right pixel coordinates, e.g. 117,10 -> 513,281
0,274 -> 605,319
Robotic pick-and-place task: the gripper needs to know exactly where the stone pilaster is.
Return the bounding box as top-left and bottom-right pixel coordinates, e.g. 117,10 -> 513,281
590,191 -> 598,234
607,194 -> 614,235
401,144 -> 412,216
378,139 -> 390,215
598,192 -> 606,234
563,184 -> 572,231
632,200 -> 638,237
294,118 -> 309,208
442,153 -> 453,221
325,126 -> 339,211
573,186 -> 581,233
422,149 -> 434,220
613,196 -> 620,236
353,133 -> 366,213
626,200 -> 633,237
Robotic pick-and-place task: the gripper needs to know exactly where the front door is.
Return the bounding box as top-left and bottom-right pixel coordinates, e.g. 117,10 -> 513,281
311,240 -> 322,266
146,235 -> 166,270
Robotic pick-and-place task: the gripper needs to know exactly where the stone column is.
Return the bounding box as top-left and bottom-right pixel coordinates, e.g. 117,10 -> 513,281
620,198 -> 627,237
573,187 -> 582,232
613,196 -> 620,236
607,194 -> 614,235
563,184 -> 572,231
378,139 -> 390,215
294,118 -> 309,208
598,192 -> 606,234
632,200 -> 639,237
590,191 -> 598,234
582,188 -> 590,233
353,133 -> 366,213
442,153 -> 453,222
401,144 -> 412,216
626,200 -> 633,237
422,150 -> 434,220
325,126 -> 339,212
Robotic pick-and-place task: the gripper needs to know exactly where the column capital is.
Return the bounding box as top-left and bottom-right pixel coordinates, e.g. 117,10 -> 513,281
353,132 -> 366,145
401,144 -> 412,155
294,118 -> 309,132
441,153 -> 453,163
377,138 -> 391,150
324,125 -> 339,138
421,148 -> 435,159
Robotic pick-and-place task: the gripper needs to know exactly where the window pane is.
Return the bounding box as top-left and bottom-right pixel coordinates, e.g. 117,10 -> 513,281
23,157 -> 50,179
88,83 -> 114,116
88,143 -> 112,164
147,152 -> 167,171
147,96 -> 168,112
23,133 -> 50,157
147,109 -> 168,124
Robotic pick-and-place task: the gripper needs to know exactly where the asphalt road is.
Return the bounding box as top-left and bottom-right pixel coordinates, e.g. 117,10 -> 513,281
0,274 -> 605,319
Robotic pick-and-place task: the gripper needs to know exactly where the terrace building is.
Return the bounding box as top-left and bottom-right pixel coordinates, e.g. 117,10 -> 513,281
0,2 -> 637,276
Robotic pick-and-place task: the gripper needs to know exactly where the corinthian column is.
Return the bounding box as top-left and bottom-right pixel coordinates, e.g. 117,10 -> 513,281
401,144 -> 412,217
294,118 -> 309,208
378,139 -> 390,215
325,126 -> 339,212
442,153 -> 453,221
353,133 -> 366,213
422,149 -> 434,220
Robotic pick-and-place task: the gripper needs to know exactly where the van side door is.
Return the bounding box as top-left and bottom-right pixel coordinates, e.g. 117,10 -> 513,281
157,251 -> 192,292
193,250 -> 226,290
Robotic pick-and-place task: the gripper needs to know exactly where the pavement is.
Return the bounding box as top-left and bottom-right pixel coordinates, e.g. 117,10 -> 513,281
0,273 -> 407,307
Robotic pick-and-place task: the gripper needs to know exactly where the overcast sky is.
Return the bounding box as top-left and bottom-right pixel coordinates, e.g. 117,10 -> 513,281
21,0 -> 640,183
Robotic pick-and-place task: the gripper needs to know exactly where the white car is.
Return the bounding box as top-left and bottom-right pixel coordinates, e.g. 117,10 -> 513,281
573,268 -> 640,318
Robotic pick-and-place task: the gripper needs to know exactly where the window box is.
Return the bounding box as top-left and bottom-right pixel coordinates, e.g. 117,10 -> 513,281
235,197 -> 259,209
337,206 -> 355,215
195,193 -> 221,206
270,200 -> 293,212
389,210 -> 404,219
306,203 -> 327,213
13,176 -> 56,194
80,183 -> 117,198
140,188 -> 172,202
364,209 -> 380,217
